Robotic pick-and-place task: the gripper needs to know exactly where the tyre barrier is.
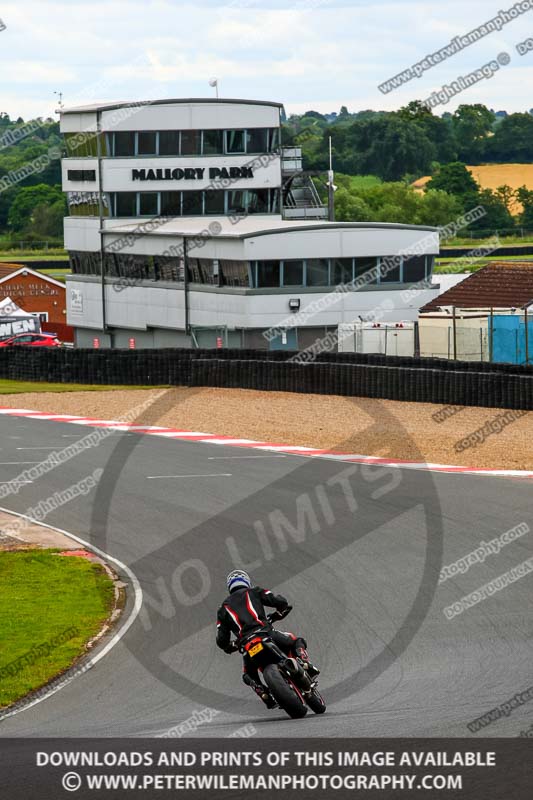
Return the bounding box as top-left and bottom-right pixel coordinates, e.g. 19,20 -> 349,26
189,359 -> 533,410
0,347 -> 532,410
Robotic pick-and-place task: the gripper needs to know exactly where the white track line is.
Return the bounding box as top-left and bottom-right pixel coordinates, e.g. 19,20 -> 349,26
207,455 -> 286,460
0,505 -> 143,722
16,447 -> 57,450
146,473 -> 232,479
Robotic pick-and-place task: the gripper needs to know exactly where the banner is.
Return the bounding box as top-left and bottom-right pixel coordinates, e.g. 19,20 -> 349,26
0,739 -> 530,799
0,315 -> 41,340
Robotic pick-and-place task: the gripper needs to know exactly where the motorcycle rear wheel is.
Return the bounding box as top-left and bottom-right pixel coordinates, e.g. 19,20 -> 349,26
263,664 -> 308,719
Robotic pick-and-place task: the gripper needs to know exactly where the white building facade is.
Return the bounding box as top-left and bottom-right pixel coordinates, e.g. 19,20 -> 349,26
61,98 -> 441,349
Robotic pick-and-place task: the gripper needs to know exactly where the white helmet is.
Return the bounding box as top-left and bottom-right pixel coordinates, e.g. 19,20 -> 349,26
226,569 -> 251,593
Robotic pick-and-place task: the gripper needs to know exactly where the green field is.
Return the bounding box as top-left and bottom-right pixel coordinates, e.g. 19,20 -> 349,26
434,253 -> 533,274
433,262 -> 486,274
0,550 -> 114,709
0,251 -> 68,261
0,379 -> 166,394
341,174 -> 382,190
445,235 -> 533,246
37,268 -> 70,282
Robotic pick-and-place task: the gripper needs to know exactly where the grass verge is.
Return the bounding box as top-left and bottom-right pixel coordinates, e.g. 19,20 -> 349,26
0,251 -> 67,260
0,379 -> 168,394
0,550 -> 114,709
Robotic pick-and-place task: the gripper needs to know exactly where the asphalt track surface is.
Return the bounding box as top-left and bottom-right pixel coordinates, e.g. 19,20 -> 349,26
0,413 -> 531,738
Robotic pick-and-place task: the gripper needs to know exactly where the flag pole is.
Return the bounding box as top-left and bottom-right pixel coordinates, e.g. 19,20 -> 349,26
327,135 -> 335,222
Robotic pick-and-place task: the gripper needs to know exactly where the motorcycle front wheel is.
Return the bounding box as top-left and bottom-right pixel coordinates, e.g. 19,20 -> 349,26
306,687 -> 327,714
263,664 -> 308,719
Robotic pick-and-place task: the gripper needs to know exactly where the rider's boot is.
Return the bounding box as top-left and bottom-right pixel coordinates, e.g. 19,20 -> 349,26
242,673 -> 277,709
294,645 -> 320,678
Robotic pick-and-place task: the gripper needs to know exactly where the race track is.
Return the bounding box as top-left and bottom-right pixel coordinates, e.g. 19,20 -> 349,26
0,412 -> 531,738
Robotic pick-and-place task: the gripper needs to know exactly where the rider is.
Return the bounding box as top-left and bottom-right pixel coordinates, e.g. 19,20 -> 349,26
216,569 -> 319,708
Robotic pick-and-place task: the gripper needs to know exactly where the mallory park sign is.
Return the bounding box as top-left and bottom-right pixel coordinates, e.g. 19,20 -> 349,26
132,166 -> 254,182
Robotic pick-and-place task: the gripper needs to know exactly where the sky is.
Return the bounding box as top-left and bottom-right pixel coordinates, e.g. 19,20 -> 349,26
2,0 -> 533,121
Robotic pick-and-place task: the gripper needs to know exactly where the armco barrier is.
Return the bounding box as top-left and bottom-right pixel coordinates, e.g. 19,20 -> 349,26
0,347 -> 532,410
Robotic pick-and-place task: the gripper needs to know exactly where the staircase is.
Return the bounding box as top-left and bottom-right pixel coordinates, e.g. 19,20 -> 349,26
281,147 -> 327,220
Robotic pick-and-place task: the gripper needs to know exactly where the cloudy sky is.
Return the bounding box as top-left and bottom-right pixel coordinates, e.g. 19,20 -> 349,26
2,0 -> 533,121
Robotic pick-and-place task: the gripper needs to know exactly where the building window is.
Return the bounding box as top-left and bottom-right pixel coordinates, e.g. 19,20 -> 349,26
187,258 -> 202,282
64,132 -> 106,157
69,251 -> 101,275
247,189 -> 270,214
108,189 -> 278,218
197,258 -> 218,285
220,260 -> 250,287
160,191 -> 181,216
256,260 -> 280,287
115,193 -> 137,216
114,132 -> 136,156
282,260 -> 304,286
246,129 -> 268,154
67,169 -> 96,181
403,255 -> 427,283
67,191 -> 105,217
159,131 -> 180,155
204,188 -> 225,214
154,256 -> 183,282
110,253 -> 155,281
202,130 -> 224,155
227,190 -> 247,215
225,129 -> 245,154
306,258 -> 329,287
331,258 -> 352,285
137,131 -> 157,155
104,253 -> 119,277
182,191 -> 203,215
181,130 -> 201,155
139,192 -> 159,216
98,128 -> 282,157
353,257 -> 377,284
268,128 -> 280,151
379,255 -> 401,283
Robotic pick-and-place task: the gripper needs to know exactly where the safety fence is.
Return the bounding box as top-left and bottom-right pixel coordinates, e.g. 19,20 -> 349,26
0,347 -> 532,410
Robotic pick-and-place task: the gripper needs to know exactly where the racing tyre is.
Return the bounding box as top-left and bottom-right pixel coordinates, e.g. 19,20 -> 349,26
306,688 -> 327,714
263,664 -> 308,719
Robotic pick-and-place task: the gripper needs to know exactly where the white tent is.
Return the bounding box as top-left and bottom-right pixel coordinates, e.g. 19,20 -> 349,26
0,296 -> 41,339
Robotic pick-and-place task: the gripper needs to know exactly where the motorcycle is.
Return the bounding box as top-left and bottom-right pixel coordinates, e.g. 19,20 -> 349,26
237,605 -> 326,719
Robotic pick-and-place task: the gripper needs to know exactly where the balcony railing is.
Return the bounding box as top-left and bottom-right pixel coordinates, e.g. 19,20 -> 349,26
281,146 -> 303,174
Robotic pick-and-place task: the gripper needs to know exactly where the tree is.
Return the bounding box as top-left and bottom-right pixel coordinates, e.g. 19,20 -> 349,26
494,184 -> 515,215
397,101 -> 457,164
31,200 -> 66,238
334,190 -> 375,221
413,189 -> 463,227
361,117 -> 436,180
8,184 -> 65,231
451,104 -> 494,162
426,162 -> 480,199
397,100 -> 434,123
302,110 -> 326,120
469,189 -> 515,232
516,186 -> 533,229
487,113 -> 533,161
331,175 -> 462,227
